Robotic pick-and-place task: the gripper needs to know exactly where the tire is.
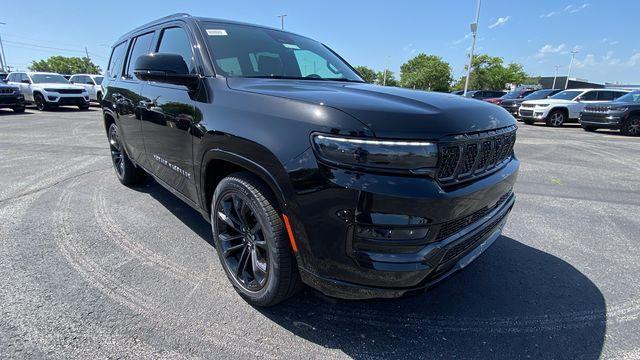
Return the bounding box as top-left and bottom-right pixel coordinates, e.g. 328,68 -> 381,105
523,119 -> 535,125
621,116 -> 640,136
108,123 -> 144,185
96,92 -> 103,103
78,104 -> 90,110
12,106 -> 26,113
546,109 -> 566,127
582,126 -> 598,132
211,172 -> 300,307
34,93 -> 49,111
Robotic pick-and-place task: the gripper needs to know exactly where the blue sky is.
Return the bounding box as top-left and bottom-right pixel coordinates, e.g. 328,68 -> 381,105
2,0 -> 639,84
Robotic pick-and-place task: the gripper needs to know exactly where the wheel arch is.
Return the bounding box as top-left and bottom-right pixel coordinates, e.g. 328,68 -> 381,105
200,150 -> 289,217
549,106 -> 569,118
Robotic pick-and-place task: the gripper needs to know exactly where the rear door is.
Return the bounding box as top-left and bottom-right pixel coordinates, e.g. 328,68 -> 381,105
139,25 -> 200,202
113,32 -> 155,165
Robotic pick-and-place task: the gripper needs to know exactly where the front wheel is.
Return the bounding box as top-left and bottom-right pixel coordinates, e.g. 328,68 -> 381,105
211,173 -> 300,307
108,123 -> 144,185
523,119 -> 535,125
78,104 -> 90,110
34,93 -> 49,111
546,110 -> 566,127
621,116 -> 640,136
582,126 -> 598,132
12,106 -> 26,113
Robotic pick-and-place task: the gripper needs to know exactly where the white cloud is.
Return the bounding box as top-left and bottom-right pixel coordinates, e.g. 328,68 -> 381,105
541,3 -> 589,18
535,43 -> 567,59
601,38 -> 620,46
452,33 -> 471,45
488,16 -> 510,29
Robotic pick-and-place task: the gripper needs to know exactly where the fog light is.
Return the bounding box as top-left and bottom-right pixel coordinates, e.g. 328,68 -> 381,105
48,96 -> 57,101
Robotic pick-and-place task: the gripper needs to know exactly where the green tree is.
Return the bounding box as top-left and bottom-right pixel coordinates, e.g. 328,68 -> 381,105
29,56 -> 101,75
354,65 -> 377,83
400,53 -> 452,92
376,70 -> 398,86
462,54 -> 528,90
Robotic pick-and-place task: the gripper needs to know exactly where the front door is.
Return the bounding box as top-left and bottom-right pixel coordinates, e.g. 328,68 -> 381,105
140,26 -> 199,202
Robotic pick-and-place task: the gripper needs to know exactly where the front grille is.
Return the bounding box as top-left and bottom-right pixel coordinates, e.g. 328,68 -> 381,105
0,88 -> 16,95
520,103 -> 535,108
56,89 -> 83,94
436,126 -> 516,185
584,106 -> 609,113
436,191 -> 511,241
441,206 -> 510,264
519,109 -> 534,117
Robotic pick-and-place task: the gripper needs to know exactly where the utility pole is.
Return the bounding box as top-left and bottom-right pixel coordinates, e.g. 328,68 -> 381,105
551,65 -> 559,89
564,50 -> 578,89
277,14 -> 287,30
463,0 -> 481,97
84,46 -> 90,73
0,22 -> 6,72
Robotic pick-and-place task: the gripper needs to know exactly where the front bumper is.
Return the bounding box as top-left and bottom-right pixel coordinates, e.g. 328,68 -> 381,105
519,107 -> 548,120
580,113 -> 624,129
43,93 -> 89,105
500,104 -> 521,117
0,94 -> 25,108
287,151 -> 519,299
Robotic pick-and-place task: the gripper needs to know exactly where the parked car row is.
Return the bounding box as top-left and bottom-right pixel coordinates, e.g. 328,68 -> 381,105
1,71 -> 103,112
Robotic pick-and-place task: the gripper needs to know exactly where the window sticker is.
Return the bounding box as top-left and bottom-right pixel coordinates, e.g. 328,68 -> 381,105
282,43 -> 300,50
206,29 -> 228,36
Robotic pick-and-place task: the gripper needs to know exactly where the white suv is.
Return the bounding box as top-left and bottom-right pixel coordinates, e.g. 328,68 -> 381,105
69,74 -> 104,102
519,88 -> 629,127
6,72 -> 90,111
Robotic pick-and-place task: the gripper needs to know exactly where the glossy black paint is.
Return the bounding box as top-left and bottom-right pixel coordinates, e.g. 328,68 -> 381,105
102,14 -> 520,299
579,100 -> 640,133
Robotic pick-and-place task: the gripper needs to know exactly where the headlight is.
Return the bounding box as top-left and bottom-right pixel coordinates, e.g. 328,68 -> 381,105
43,88 -> 58,92
312,134 -> 438,171
609,106 -> 628,112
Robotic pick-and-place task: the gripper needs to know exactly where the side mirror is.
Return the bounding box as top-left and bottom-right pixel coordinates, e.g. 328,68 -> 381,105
134,53 -> 199,88
575,97 -> 582,102
21,79 -> 31,84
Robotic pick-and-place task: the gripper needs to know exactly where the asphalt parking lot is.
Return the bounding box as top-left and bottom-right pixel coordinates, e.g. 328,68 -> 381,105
0,107 -> 639,359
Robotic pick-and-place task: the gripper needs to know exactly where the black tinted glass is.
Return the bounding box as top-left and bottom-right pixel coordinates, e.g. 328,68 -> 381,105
157,27 -> 195,73
108,41 -> 128,79
126,32 -> 154,79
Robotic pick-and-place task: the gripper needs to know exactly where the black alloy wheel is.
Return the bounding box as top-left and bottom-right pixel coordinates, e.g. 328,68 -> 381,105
108,123 -> 144,185
621,116 -> 640,136
216,191 -> 269,292
34,93 -> 47,111
212,173 -> 300,306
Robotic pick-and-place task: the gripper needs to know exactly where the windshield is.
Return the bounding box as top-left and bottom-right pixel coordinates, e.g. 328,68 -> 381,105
502,91 -> 525,99
201,22 -> 363,82
30,74 -> 69,84
93,76 -> 104,85
524,89 -> 555,100
550,90 -> 582,100
615,90 -> 640,103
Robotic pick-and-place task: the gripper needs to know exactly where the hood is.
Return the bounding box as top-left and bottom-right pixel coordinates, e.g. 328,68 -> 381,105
0,83 -> 18,90
227,78 -> 515,138
523,99 -> 574,105
36,83 -> 85,90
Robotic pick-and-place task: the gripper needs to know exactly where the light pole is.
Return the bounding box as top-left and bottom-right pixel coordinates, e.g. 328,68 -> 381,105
463,0 -> 481,97
0,22 -> 6,72
564,51 -> 578,89
551,65 -> 559,89
277,14 -> 287,30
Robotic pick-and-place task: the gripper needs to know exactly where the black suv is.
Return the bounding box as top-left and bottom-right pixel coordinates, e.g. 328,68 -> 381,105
0,82 -> 26,113
580,90 -> 640,136
501,88 -> 562,118
102,14 -> 519,306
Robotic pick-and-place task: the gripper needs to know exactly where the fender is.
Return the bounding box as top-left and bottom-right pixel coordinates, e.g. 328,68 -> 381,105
199,149 -> 290,214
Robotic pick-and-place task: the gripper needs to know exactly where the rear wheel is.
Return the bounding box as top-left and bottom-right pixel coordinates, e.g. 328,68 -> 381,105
582,126 -> 598,132
621,116 -> 640,136
108,123 -> 144,185
211,172 -> 300,307
546,110 -> 565,127
12,106 -> 26,113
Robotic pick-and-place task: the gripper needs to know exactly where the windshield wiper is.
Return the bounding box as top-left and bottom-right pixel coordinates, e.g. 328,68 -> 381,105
325,78 -> 365,83
241,75 -> 323,81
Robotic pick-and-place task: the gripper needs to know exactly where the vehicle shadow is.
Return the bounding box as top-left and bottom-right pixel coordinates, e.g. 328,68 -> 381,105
0,109 -> 35,116
134,178 -> 606,359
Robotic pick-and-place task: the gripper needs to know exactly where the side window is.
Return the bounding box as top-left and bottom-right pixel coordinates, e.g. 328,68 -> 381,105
69,76 -> 77,83
612,91 -> 626,100
85,77 -> 95,85
6,74 -> 14,82
107,41 -> 128,79
21,74 -> 30,83
580,91 -> 598,101
125,32 -> 154,79
157,27 -> 195,73
598,91 -> 614,101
